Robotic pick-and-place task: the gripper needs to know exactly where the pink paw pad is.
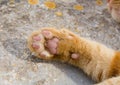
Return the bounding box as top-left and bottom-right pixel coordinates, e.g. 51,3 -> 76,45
46,38 -> 59,54
71,53 -> 79,59
42,30 -> 53,39
33,36 -> 41,41
32,43 -> 40,49
47,40 -> 57,48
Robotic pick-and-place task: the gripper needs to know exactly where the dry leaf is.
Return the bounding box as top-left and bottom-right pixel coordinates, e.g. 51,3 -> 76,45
55,12 -> 63,16
96,0 -> 103,6
73,5 -> 84,11
28,0 -> 39,5
44,1 -> 56,9
9,0 -> 15,4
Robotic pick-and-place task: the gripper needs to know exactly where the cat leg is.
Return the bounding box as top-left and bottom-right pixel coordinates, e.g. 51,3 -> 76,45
28,28 -> 118,82
107,0 -> 120,22
95,76 -> 120,85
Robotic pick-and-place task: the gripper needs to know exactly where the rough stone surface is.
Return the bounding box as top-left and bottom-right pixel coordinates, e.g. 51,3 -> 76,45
0,0 -> 120,85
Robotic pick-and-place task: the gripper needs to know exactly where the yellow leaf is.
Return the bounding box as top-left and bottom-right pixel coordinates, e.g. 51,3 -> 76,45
9,0 -> 15,4
44,1 -> 56,9
96,0 -> 103,6
55,12 -> 63,16
28,0 -> 39,5
73,5 -> 84,11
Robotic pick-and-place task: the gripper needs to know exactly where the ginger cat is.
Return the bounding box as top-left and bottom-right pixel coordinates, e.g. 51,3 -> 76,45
107,0 -> 120,22
28,28 -> 120,85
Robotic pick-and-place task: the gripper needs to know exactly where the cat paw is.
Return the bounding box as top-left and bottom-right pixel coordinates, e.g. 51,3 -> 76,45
28,28 -> 79,61
107,0 -> 120,22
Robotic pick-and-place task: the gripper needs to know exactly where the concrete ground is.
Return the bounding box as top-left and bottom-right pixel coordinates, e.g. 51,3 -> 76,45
0,0 -> 120,85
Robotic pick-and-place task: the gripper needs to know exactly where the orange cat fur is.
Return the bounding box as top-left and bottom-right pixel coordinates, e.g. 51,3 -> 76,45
28,28 -> 120,85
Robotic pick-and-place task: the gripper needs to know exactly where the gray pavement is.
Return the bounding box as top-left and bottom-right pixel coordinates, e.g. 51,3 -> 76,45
0,0 -> 120,85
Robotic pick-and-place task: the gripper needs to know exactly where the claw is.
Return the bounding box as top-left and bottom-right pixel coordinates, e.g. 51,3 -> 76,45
40,51 -> 52,58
